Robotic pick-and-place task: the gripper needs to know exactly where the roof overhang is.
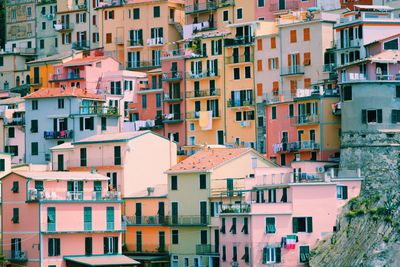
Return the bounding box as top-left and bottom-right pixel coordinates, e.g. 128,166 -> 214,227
64,255 -> 140,266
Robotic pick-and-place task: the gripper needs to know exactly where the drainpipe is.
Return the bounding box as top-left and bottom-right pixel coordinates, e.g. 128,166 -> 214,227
39,202 -> 43,267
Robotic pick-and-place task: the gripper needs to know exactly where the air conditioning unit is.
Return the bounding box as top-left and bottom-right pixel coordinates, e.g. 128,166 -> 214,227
316,167 -> 324,173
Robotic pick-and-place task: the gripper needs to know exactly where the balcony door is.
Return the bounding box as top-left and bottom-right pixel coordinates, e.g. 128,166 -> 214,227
135,203 -> 142,224
200,201 -> 207,224
67,181 -> 83,200
57,154 -> 64,171
171,202 -> 178,224
279,0 -> 286,10
158,201 -> 165,223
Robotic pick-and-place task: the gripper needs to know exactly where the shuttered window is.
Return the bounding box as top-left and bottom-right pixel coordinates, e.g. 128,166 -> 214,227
337,185 -> 348,200
293,217 -> 313,233
106,207 -> 114,230
106,33 -> 112,44
171,175 -> 178,190
47,207 -> 56,231
257,83 -> 263,96
304,52 -> 311,66
304,78 -> 311,88
257,60 -> 263,71
272,81 -> 279,94
199,174 -> 206,189
300,246 -> 310,263
257,39 -> 263,50
114,146 -> 121,165
266,217 -> 276,233
270,37 -> 276,48
229,218 -> 236,234
303,28 -> 310,41
290,30 -> 297,43
48,238 -> 60,256
84,207 -> 92,230
392,110 -> 400,123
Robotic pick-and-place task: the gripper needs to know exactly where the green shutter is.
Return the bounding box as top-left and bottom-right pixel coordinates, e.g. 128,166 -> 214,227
94,181 -> 102,191
48,239 -> 54,256
210,202 -> 215,217
103,237 -> 109,254
67,181 -> 73,191
107,207 -> 114,230
293,217 -> 299,233
307,217 -> 313,233
12,181 -> 19,193
78,181 -> 83,191
262,247 -> 268,264
342,186 -> 348,200
47,207 -> 56,231
275,247 -> 281,263
361,109 -> 367,123
84,207 -> 92,230
377,109 -> 383,123
80,117 -> 84,131
0,159 -> 5,171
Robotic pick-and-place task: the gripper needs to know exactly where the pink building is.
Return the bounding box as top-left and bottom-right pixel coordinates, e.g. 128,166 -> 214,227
219,162 -> 363,266
1,171 -> 139,267
255,0 -> 317,21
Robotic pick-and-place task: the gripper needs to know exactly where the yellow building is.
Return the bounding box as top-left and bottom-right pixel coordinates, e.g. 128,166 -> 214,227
98,0 -> 184,70
124,184 -> 170,267
165,147 -> 277,266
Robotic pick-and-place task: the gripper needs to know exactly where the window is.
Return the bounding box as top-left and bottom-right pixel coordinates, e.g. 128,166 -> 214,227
106,207 -> 114,230
304,52 -> 311,66
31,120 -> 38,133
0,57 -> 3,66
133,8 -> 140,19
42,22 -> 46,30
8,127 -> 15,138
80,148 -> 87,167
80,117 -> 94,131
114,146 -> 121,165
136,231 -> 142,251
271,106 -> 277,120
171,175 -> 178,190
337,185 -> 348,200
241,217 -> 249,234
236,8 -> 243,19
211,39 -> 222,55
300,246 -> 310,263
303,28 -> 310,41
190,123 -> 195,131
268,189 -> 276,203
200,230 -> 207,245
362,109 -> 382,124
47,207 -> 56,231
12,208 -> 19,223
245,66 -> 251,78
233,68 -> 240,80
199,174 -> 206,189
242,246 -> 250,263
383,39 -> 399,50
342,86 -> 352,101
232,246 -> 238,262
290,30 -> 297,43
12,181 -> 19,193
262,247 -> 281,264
266,217 -> 276,233
101,117 -> 107,131
172,229 -> 179,244
258,0 -> 265,7
48,238 -> 60,256
396,86 -> 400,98
270,37 -> 276,48
229,218 -> 237,234
289,104 -> 294,118
31,142 -> 38,156
105,10 -> 114,20
84,207 -> 92,230
92,15 -> 97,25
257,39 -> 263,51
32,100 -> 38,110
221,218 -> 226,234
104,237 -> 118,254
142,95 -> 147,109
223,10 -> 229,21
85,237 -> 92,256
293,217 -> 313,233
58,99 -> 64,109
106,33 -> 112,44
222,245 -> 226,261
153,6 -> 160,18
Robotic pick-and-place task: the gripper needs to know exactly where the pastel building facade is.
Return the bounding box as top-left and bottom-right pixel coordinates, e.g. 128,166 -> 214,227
165,148 -> 277,267
23,87 -> 120,164
36,0 -> 58,58
1,171 -> 139,267
0,52 -> 32,95
50,131 -> 177,196
219,162 -> 363,266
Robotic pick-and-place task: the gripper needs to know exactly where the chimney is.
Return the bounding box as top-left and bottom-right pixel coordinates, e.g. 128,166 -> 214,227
147,187 -> 155,196
91,166 -> 96,174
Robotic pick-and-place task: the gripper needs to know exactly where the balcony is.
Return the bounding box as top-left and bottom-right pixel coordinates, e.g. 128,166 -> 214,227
221,203 -> 251,214
72,41 -> 89,50
30,77 -> 43,87
44,130 -> 73,139
272,142 -> 291,153
323,63 -> 336,72
5,117 -> 25,126
224,36 -> 254,47
186,110 -> 220,119
125,216 -> 165,225
132,119 -> 164,131
37,0 -> 57,5
27,190 -> 121,202
49,71 -> 85,82
340,72 -> 399,83
128,244 -> 170,254
163,93 -> 182,102
335,39 -> 362,50
186,70 -> 219,79
161,49 -> 185,60
54,23 -> 74,32
162,215 -> 210,226
4,250 -> 28,262
290,140 -> 320,151
162,71 -> 183,81
79,106 -> 120,116
147,37 -> 165,46
163,113 -> 183,123
127,39 -> 144,47
225,54 -> 253,64
292,114 -> 320,125
227,99 -> 254,108
185,1 -> 217,14
186,88 -> 220,99
196,244 -> 219,255
126,61 -> 161,70
270,0 -> 299,11
281,65 -> 305,76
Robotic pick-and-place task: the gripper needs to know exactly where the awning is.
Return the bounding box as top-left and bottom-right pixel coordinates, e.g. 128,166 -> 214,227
64,255 -> 140,266
129,255 -> 170,262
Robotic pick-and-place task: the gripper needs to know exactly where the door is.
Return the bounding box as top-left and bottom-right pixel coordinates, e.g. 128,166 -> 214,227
171,202 -> 178,224
227,179 -> 234,196
233,48 -> 239,63
57,154 -> 64,171
200,201 -> 207,224
244,46 -> 251,62
217,130 -> 224,145
158,202 -> 165,223
135,203 -> 142,224
279,0 -> 286,10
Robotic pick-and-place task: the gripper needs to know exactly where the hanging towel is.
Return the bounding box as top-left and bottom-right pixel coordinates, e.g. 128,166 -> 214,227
201,111 -> 213,131
286,235 -> 297,249
199,111 -> 210,128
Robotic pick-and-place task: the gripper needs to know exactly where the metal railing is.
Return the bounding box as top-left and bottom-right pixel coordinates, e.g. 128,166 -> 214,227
163,113 -> 183,122
221,203 -> 251,214
147,37 -> 165,46
54,23 -> 74,31
27,190 -> 121,201
72,41 -> 88,50
341,72 -> 398,82
291,140 -> 320,150
185,1 -> 217,13
186,88 -> 220,98
292,114 -> 319,125
163,93 -> 182,101
225,54 -> 253,64
227,99 -> 254,107
4,250 -> 28,261
161,49 -> 185,59
186,110 -> 220,119
162,71 -> 183,81
44,130 -> 73,139
5,117 -> 25,126
79,106 -> 119,116
186,70 -> 219,79
126,61 -> 161,69
224,36 -> 254,47
125,216 -> 165,225
196,244 -> 219,255
49,71 -> 84,81
162,215 -> 210,226
323,63 -> 336,72
281,65 -> 305,76
127,39 -> 144,47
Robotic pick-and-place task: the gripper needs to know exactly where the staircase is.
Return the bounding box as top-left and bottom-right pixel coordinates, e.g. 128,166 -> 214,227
173,22 -> 183,37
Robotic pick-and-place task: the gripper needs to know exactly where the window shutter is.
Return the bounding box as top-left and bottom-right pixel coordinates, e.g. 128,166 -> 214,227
257,39 -> 262,50
268,58 -> 271,70
304,52 -> 310,65
303,28 -> 310,41
342,186 -> 348,200
113,237 -> 118,254
83,13 -> 86,23
76,13 -> 79,23
262,247 -> 267,264
56,239 -> 60,255
90,117 -> 94,130
270,37 -> 276,48
0,159 -> 5,172
275,247 -> 281,263
392,110 -> 397,123
103,237 -> 109,253
361,109 -> 367,123
64,118 -> 68,131
377,109 -> 383,123
210,202 -> 215,217
258,60 -> 263,71
104,11 -> 107,20
290,30 -> 297,43
80,117 -> 84,131
288,55 -> 291,67
48,239 -> 53,256
78,181 -> 83,191
307,217 -> 313,233
257,83 -> 263,96
275,57 -> 279,68
292,217 -> 298,233
296,53 -> 300,66
67,181 -> 73,191
53,118 -> 57,132
211,41 -> 215,55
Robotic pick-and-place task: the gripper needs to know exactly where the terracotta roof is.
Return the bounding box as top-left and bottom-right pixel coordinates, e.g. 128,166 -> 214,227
49,142 -> 74,150
72,131 -> 151,145
11,171 -> 109,181
61,56 -> 110,66
126,184 -> 168,198
23,87 -> 103,100
64,255 -> 140,266
366,33 -> 400,46
0,96 -> 24,105
368,50 -> 400,63
166,148 -> 263,173
27,51 -> 74,65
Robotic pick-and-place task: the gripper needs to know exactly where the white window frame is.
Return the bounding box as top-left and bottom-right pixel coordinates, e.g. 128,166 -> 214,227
265,216 -> 276,234
236,8 -> 243,20
258,0 -> 265,7
189,123 -> 195,131
222,10 -> 229,22
337,185 -> 345,200
264,247 -> 276,264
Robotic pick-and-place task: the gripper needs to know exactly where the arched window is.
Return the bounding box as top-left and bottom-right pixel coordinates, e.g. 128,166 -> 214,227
26,75 -> 31,84
16,76 -> 20,86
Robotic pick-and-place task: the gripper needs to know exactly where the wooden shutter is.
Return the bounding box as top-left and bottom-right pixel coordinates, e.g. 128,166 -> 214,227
275,247 -> 281,263
304,78 -> 311,88
290,30 -> 297,43
292,217 -> 298,233
303,28 -> 310,41
104,11 -> 108,20
268,58 -> 271,70
306,217 -> 313,233
80,117 -> 84,131
304,52 -> 311,66
257,83 -> 263,96
53,118 -> 57,131
275,57 -> 279,68
257,39 -> 262,50
272,81 -> 279,93
83,13 -> 86,23
76,13 -> 79,23
90,117 -> 94,130
290,80 -> 297,90
342,186 -> 348,200
270,37 -> 276,48
377,109 -> 383,123
296,53 -> 300,66
257,60 -> 263,71
103,237 -> 109,253
288,55 -> 292,67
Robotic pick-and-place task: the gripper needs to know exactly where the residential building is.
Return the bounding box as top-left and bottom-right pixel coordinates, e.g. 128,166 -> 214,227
124,184 -> 170,266
1,170 -> 139,267
0,96 -> 26,163
97,0 -> 185,71
23,87 -> 120,164
36,0 -> 58,58
50,130 -> 177,196
165,147 -> 277,267
0,52 -> 32,95
219,162 -> 363,266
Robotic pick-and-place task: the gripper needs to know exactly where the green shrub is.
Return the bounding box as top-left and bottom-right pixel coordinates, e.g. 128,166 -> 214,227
355,209 -> 365,216
372,215 -> 379,221
369,208 -> 378,215
345,211 -> 356,218
384,216 -> 393,223
383,237 -> 389,243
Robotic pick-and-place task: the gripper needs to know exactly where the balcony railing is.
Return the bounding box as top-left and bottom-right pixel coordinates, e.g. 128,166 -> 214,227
224,36 -> 254,47
161,49 -> 185,59
196,244 -> 219,255
126,61 -> 161,69
227,99 -> 254,108
323,63 -> 336,72
186,110 -> 220,119
128,244 -> 170,253
340,72 -> 398,82
221,203 -> 251,214
186,70 -> 219,79
335,39 -> 362,49
292,114 -> 319,125
54,23 -> 74,31
79,106 -> 119,116
27,190 -> 121,201
270,0 -> 299,11
162,71 -> 183,81
37,0 -> 57,5
163,93 -> 182,101
163,113 -> 183,122
4,250 -> 28,261
147,37 -> 165,46
49,71 -> 84,81
186,88 -> 220,98
5,117 -> 25,126
291,140 -> 320,151
72,41 -> 89,50
281,65 -> 305,76
127,39 -> 144,47
225,54 -> 253,64
125,216 -> 165,225
162,215 -> 210,226
185,1 -> 217,14
44,130 -> 73,139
